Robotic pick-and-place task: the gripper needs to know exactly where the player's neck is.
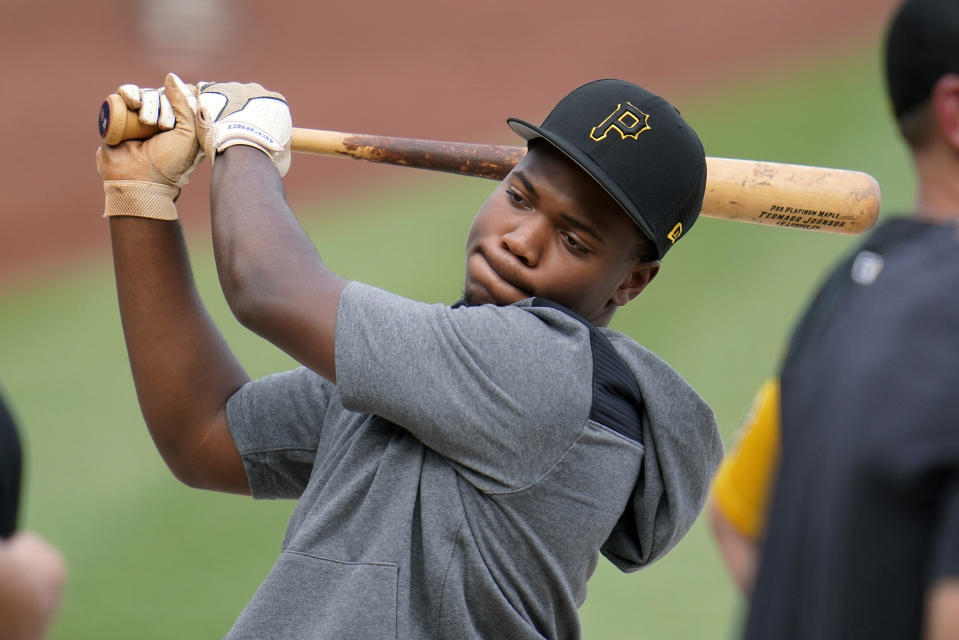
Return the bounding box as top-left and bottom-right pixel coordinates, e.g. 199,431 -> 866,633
913,185 -> 959,223
912,149 -> 959,223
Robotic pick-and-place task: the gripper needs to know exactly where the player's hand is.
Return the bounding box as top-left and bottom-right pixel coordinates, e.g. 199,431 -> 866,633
96,73 -> 204,220
196,81 -> 292,177
116,78 -> 199,131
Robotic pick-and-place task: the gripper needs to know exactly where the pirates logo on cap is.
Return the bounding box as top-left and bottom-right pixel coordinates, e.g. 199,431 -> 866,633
589,101 -> 652,142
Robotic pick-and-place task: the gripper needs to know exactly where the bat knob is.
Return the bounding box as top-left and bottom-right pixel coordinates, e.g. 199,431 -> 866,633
98,99 -> 111,139
97,93 -> 159,145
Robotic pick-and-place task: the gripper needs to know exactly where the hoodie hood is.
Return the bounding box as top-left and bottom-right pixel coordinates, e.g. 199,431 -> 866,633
598,330 -> 724,571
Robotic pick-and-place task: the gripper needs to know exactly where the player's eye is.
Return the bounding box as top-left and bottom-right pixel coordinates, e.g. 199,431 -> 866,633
505,187 -> 529,208
561,231 -> 591,255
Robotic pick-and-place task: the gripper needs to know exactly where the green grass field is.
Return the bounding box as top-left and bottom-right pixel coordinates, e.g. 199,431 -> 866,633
0,41 -> 914,638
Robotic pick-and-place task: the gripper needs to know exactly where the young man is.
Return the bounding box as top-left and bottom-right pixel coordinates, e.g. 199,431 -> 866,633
708,1 -> 959,637
97,76 -> 722,638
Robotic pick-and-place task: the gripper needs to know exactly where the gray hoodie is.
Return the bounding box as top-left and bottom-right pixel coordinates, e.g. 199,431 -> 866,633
224,282 -> 722,639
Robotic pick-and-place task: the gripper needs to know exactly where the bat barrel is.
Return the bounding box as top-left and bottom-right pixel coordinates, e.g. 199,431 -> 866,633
702,157 -> 880,235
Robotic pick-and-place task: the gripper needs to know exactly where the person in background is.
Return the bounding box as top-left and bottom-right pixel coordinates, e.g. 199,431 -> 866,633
0,389 -> 66,640
709,1 -> 959,638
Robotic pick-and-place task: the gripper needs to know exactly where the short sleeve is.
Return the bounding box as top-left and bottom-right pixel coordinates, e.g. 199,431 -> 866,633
226,367 -> 337,499
711,378 -> 781,539
334,282 -> 594,489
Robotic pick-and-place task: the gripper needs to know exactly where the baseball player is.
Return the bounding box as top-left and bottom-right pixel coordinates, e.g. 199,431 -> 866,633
709,1 -> 959,637
0,389 -> 67,639
96,76 -> 723,639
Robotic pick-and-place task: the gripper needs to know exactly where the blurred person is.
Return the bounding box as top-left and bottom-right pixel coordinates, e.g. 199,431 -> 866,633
0,389 -> 21,540
96,74 -> 723,638
708,378 -> 779,595
132,0 -> 248,74
708,0 -> 959,637
0,389 -> 66,640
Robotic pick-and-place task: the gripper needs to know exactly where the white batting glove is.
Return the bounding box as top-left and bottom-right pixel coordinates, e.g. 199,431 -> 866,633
117,80 -> 198,131
196,82 -> 292,177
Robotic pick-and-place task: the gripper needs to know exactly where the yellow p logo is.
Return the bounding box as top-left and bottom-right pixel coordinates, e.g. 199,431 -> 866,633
589,102 -> 652,141
667,223 -> 683,244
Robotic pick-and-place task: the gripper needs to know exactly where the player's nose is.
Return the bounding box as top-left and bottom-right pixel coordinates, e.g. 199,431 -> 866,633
501,215 -> 547,267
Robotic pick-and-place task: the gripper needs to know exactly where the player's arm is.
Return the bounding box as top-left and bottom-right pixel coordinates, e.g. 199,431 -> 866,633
708,378 -> 781,595
708,500 -> 760,595
924,478 -> 959,640
99,74 -> 249,494
198,83 -> 347,383
927,579 -> 959,640
0,532 -> 67,640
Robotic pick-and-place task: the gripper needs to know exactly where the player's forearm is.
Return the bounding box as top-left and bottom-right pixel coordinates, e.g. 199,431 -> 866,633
210,146 -> 345,381
109,217 -> 249,475
708,500 -> 759,595
926,578 -> 959,640
0,532 -> 66,640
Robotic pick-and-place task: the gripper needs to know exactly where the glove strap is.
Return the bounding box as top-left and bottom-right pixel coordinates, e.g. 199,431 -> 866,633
102,181 -> 180,220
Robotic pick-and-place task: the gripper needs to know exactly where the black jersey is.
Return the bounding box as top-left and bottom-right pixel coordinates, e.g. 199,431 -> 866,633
743,218 -> 959,639
0,390 -> 22,538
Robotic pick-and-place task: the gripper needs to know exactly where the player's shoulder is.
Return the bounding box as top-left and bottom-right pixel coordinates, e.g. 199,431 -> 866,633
599,328 -> 715,421
599,328 -> 684,379
859,217 -> 959,267
856,218 -> 959,306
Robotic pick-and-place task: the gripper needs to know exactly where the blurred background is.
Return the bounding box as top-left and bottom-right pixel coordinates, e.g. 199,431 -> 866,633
1,0 -> 909,637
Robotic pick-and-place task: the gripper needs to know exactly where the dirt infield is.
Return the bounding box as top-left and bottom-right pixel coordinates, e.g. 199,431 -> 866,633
1,0 -> 900,286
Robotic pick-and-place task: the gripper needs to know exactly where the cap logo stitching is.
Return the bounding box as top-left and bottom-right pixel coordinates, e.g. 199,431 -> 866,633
667,222 -> 683,244
589,102 -> 651,141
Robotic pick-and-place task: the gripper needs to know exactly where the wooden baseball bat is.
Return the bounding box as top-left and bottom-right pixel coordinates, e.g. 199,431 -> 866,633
99,94 -> 881,235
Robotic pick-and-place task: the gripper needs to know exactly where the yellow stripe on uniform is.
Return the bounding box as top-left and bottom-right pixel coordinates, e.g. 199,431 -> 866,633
710,379 -> 781,540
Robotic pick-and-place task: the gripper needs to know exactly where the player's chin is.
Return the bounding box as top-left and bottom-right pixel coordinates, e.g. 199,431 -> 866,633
464,255 -> 530,307
462,279 -> 527,307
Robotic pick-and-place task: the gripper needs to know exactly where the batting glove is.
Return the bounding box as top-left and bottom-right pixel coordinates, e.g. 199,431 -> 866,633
116,80 -> 198,132
96,73 -> 204,220
196,81 -> 292,177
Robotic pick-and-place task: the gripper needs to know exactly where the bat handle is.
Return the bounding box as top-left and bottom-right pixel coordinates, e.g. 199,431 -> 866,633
98,94 -> 160,145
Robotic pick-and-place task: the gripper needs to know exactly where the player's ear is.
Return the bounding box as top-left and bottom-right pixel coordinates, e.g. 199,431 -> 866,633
932,74 -> 959,150
611,261 -> 660,307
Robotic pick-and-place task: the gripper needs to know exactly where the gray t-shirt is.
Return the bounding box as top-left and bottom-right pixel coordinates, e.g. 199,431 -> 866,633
224,282 -> 721,639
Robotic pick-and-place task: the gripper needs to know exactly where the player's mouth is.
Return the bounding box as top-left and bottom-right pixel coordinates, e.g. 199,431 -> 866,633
465,248 -> 533,306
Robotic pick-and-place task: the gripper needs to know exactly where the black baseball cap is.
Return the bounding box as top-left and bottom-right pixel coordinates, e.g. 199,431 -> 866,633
885,0 -> 959,119
507,79 -> 706,259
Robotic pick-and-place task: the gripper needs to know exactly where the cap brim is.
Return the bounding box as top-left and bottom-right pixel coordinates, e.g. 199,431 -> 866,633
507,117 -> 658,254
